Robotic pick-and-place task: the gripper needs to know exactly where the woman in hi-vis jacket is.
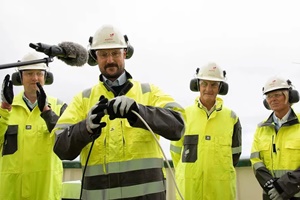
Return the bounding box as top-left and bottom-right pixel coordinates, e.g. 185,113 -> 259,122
251,76 -> 300,200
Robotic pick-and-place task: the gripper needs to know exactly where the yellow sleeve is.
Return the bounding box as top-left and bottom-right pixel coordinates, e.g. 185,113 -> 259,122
0,108 -> 10,148
170,136 -> 184,168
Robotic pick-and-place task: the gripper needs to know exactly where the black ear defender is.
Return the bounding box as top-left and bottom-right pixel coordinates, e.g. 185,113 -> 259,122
87,37 -> 98,66
11,71 -> 54,86
189,68 -> 229,95
87,35 -> 134,66
263,79 -> 300,110
123,35 -> 134,59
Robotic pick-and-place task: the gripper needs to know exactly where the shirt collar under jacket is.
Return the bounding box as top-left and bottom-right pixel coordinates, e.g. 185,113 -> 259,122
22,93 -> 37,110
272,108 -> 291,128
103,71 -> 127,87
197,98 -> 216,116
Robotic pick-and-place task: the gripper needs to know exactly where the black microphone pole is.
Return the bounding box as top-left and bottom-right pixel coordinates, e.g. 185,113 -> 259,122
0,57 -> 53,70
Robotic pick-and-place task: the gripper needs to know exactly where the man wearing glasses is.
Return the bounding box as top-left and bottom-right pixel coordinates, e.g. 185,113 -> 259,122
0,51 -> 67,200
251,76 -> 300,200
53,24 -> 185,200
170,63 -> 242,200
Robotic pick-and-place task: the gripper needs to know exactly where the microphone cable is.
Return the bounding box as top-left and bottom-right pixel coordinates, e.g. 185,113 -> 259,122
132,110 -> 184,200
78,111 -> 184,200
79,133 -> 98,200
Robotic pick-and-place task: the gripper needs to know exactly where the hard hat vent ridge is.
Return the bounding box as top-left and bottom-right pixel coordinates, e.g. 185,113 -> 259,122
90,25 -> 127,50
262,76 -> 291,94
195,62 -> 226,82
17,52 -> 48,71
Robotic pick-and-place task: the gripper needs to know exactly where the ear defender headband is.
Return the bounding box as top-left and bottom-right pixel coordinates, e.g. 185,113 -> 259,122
87,35 -> 134,66
263,79 -> 300,110
189,67 -> 229,95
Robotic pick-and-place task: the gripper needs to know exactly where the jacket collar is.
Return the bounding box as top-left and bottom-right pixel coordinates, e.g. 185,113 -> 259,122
99,70 -> 133,82
260,108 -> 299,127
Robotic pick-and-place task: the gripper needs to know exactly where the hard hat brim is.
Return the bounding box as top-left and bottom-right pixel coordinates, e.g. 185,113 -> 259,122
91,44 -> 127,50
198,77 -> 224,82
264,87 -> 289,95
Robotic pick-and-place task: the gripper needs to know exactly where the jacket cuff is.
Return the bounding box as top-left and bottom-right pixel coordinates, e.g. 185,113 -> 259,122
273,180 -> 284,194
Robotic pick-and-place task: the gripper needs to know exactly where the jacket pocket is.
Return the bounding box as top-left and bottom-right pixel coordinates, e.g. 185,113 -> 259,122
182,135 -> 198,163
2,125 -> 18,156
285,139 -> 300,162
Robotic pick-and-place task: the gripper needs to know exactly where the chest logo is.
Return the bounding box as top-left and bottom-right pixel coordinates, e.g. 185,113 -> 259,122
205,135 -> 211,140
25,125 -> 32,130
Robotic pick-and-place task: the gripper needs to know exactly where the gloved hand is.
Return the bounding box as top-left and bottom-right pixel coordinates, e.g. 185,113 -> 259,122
36,82 -> 48,112
1,74 -> 14,105
105,96 -> 139,122
86,95 -> 108,139
268,187 -> 283,200
263,178 -> 276,191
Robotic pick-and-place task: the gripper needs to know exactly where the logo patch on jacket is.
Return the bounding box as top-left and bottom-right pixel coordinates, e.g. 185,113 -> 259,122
184,149 -> 190,157
25,125 -> 32,130
205,135 -> 211,140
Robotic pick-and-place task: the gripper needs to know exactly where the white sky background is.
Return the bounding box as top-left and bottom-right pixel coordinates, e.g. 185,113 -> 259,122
1,0 -> 300,159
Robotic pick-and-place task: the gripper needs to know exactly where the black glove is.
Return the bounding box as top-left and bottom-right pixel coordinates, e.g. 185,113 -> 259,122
263,178 -> 276,192
86,95 -> 108,139
105,96 -> 139,122
1,74 -> 14,105
36,82 -> 48,112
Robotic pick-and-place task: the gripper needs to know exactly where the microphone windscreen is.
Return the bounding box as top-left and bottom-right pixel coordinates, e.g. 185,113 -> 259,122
57,42 -> 88,66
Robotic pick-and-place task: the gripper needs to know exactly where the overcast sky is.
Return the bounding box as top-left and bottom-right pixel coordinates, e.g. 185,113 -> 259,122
1,0 -> 300,159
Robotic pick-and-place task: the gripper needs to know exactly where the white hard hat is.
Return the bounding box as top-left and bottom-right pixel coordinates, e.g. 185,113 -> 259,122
90,25 -> 127,50
196,62 -> 226,82
263,76 -> 290,94
18,52 -> 48,71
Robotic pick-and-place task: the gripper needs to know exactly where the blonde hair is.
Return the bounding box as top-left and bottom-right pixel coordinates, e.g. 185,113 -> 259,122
282,90 -> 290,105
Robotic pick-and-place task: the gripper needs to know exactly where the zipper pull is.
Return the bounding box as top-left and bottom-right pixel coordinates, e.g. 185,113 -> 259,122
272,135 -> 276,153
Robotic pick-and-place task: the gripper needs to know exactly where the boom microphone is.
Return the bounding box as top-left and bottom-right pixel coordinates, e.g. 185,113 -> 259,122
29,42 -> 88,66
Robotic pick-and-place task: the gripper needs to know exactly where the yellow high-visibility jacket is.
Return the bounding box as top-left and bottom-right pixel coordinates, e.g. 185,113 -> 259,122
171,97 -> 242,200
251,109 -> 300,200
53,75 -> 185,200
0,91 -> 66,200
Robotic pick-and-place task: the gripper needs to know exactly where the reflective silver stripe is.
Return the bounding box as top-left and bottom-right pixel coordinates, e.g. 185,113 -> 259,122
165,102 -> 184,110
180,127 -> 185,138
273,170 -> 293,178
170,144 -> 182,154
250,152 -> 260,159
82,180 -> 165,199
232,146 -> 242,154
231,110 -> 237,119
54,123 -> 72,129
253,162 -> 266,171
55,129 -> 64,135
54,124 -> 73,135
141,83 -> 151,94
82,88 -> 92,98
85,158 -> 164,176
